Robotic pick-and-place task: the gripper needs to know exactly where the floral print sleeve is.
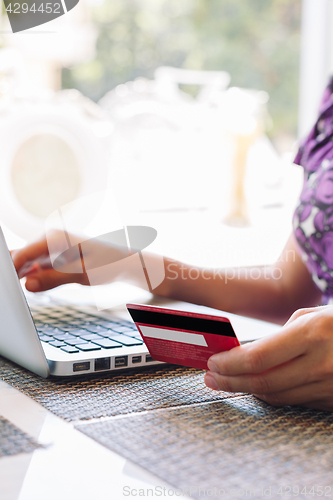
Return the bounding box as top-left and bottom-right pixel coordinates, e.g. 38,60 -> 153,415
293,77 -> 333,304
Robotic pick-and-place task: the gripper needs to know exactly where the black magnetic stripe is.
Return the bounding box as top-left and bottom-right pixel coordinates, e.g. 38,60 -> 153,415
127,309 -> 236,337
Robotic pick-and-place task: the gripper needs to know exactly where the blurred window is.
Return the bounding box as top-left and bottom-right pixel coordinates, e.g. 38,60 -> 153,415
62,0 -> 302,154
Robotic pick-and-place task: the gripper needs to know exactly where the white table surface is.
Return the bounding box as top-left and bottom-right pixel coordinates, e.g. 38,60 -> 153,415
0,378 -> 174,500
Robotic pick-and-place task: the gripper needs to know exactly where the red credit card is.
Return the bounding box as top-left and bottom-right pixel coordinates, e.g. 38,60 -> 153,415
126,303 -> 240,370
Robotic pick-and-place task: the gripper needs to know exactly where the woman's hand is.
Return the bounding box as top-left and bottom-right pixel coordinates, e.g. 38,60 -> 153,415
11,231 -> 91,292
204,306 -> 333,411
11,230 -> 147,292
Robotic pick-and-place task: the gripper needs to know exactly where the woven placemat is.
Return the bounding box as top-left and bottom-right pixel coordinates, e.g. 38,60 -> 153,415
77,397 -> 333,499
3,355 -> 333,496
0,356 -> 238,422
0,416 -> 41,458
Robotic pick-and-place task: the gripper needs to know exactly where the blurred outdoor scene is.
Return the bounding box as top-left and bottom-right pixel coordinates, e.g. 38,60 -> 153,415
63,0 -> 301,153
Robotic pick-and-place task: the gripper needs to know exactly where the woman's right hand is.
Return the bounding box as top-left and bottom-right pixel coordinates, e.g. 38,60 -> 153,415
12,229 -> 138,293
11,230 -> 91,292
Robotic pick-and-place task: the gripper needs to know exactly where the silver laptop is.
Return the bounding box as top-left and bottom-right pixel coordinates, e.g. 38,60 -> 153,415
0,228 -> 161,377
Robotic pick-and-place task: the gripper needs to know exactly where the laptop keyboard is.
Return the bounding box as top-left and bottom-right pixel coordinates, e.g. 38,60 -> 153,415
30,306 -> 144,354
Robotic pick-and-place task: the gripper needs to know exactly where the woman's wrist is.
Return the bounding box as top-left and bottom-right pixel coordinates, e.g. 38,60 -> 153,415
153,257 -> 181,299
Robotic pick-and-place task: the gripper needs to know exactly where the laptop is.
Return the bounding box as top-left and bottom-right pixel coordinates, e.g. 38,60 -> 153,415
0,227 -> 162,377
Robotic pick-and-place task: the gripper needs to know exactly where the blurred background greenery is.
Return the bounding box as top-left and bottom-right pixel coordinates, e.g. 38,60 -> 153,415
62,0 -> 302,152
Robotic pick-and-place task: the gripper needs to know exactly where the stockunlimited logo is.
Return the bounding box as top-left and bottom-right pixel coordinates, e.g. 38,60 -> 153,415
3,0 -> 79,33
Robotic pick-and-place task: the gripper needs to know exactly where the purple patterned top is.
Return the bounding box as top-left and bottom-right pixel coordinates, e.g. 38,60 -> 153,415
293,78 -> 333,304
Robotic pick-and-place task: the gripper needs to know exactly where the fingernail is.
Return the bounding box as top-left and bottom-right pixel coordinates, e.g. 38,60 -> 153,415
207,359 -> 219,373
205,373 -> 219,391
26,279 -> 40,292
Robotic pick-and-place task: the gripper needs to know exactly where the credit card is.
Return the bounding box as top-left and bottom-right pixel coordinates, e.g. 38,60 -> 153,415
126,303 -> 240,370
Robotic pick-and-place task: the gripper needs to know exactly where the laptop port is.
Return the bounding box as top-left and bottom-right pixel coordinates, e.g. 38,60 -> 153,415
146,355 -> 156,363
115,356 -> 128,368
94,357 -> 111,371
73,361 -> 90,372
132,355 -> 142,364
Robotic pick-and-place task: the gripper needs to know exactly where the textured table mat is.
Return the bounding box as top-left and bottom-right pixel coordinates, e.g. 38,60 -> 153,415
2,355 -> 333,497
0,416 -> 41,458
77,397 -> 333,499
0,356 -> 237,422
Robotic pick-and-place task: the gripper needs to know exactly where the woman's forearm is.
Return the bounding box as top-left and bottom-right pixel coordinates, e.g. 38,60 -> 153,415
155,258 -> 287,323
153,235 -> 322,324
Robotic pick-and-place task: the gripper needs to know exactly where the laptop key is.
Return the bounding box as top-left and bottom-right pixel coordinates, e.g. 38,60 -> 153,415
49,340 -> 66,348
120,321 -> 136,327
50,322 -> 68,328
76,343 -> 101,352
94,330 -> 114,338
84,325 -> 109,333
53,334 -> 77,342
39,335 -> 53,342
61,320 -> 86,326
66,329 -> 90,336
64,338 -> 88,346
40,327 -> 65,334
91,339 -> 122,349
120,323 -> 136,328
110,326 -> 135,334
60,346 -> 80,354
107,335 -> 143,346
107,330 -> 135,338
96,320 -> 120,328
117,322 -> 136,329
79,333 -> 104,341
